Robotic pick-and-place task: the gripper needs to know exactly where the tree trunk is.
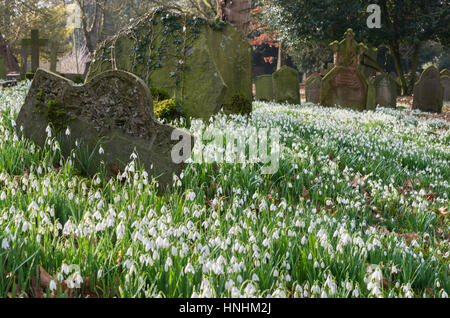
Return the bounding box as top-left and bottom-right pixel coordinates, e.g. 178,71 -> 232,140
277,42 -> 288,70
408,42 -> 421,95
389,42 -> 408,96
76,0 -> 107,58
217,0 -> 251,35
0,32 -> 20,74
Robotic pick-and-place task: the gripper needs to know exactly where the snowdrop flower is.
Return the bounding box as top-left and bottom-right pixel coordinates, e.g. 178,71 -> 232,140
49,280 -> 57,291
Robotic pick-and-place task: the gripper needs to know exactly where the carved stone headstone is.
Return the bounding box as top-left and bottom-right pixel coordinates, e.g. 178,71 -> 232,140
305,73 -> 322,104
254,74 -> 274,101
87,8 -> 252,119
321,29 -> 375,111
272,66 -> 300,105
440,69 -> 450,77
16,69 -> 194,187
372,73 -> 397,108
412,66 -> 443,113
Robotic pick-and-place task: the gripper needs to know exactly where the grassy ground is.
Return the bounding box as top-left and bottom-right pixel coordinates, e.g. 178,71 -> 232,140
0,82 -> 448,298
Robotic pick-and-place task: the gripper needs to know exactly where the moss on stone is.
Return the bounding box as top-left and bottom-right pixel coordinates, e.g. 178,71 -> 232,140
151,87 -> 171,102
154,99 -> 183,121
223,93 -> 252,115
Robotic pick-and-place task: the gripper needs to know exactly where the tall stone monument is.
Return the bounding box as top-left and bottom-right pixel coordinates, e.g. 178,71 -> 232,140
321,29 -> 376,111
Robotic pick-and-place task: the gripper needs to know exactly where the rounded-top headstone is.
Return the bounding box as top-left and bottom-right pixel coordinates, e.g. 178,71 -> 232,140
412,66 -> 443,113
272,66 -> 300,105
372,73 -> 398,108
254,74 -> 274,102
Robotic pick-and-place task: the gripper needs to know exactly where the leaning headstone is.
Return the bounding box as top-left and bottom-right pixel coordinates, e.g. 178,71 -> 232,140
440,75 -> 450,101
321,29 -> 376,111
305,73 -> 322,104
16,69 -> 194,187
87,8 -> 252,119
372,73 -> 398,108
412,66 -> 443,113
0,56 -> 6,80
254,74 -> 274,101
272,66 -> 300,104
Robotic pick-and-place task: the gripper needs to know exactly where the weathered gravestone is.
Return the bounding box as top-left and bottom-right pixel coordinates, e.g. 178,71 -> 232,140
86,8 -> 252,119
305,73 -> 322,104
321,29 -> 376,111
272,66 -> 300,104
441,69 -> 450,101
412,66 -> 443,113
254,74 -> 274,101
372,73 -> 398,108
16,69 -> 194,187
441,76 -> 450,101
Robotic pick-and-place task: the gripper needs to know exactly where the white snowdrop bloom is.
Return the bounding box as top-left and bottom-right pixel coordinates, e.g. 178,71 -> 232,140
49,280 -> 57,291
252,273 -> 259,282
0,192 -> 6,201
442,291 -> 448,298
184,263 -> 195,274
273,269 -> 279,277
61,264 -> 70,275
1,238 -> 9,250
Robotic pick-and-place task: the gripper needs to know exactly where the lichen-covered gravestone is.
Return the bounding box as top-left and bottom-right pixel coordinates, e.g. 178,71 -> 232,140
305,74 -> 322,104
86,8 -> 252,119
412,66 -> 443,113
321,29 -> 375,111
272,66 -> 300,105
16,69 -> 194,187
372,73 -> 398,108
254,74 -> 274,101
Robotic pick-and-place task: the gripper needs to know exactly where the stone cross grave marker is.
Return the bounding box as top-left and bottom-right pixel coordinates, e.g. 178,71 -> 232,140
16,69 -> 194,187
50,41 -> 65,73
21,29 -> 49,77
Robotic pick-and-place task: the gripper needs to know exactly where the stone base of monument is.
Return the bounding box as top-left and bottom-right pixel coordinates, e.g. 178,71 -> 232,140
16,69 -> 194,188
